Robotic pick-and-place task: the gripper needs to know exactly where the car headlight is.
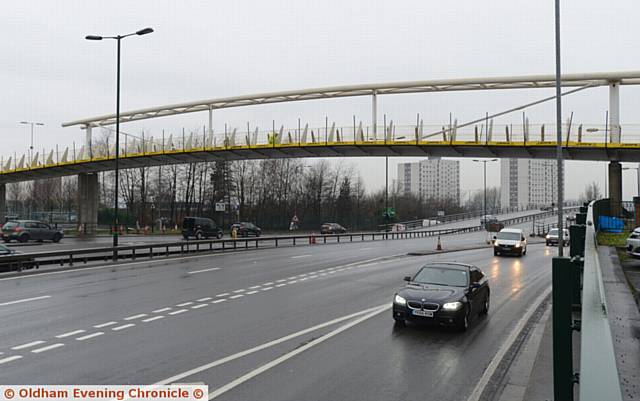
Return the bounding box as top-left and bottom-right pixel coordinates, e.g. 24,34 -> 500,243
514,242 -> 521,248
545,235 -> 550,239
442,301 -> 463,311
394,294 -> 407,306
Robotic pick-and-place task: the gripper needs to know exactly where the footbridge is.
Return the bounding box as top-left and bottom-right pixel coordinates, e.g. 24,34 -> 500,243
2,71 -> 640,231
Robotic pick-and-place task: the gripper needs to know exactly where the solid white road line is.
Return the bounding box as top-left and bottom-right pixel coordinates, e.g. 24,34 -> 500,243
196,297 -> 213,302
0,356 -> 22,365
142,316 -> 165,323
168,309 -> 188,315
291,254 -> 311,259
152,308 -> 172,313
11,340 -> 46,350
176,302 -> 193,307
208,305 -> 390,399
112,324 -> 135,331
94,321 -> 118,328
55,330 -> 86,339
155,304 -> 390,387
76,332 -> 104,341
0,295 -> 51,307
211,299 -> 227,304
229,294 -> 244,299
188,267 -> 220,275
191,304 -> 208,309
124,314 -> 148,321
466,286 -> 552,401
32,343 -> 64,354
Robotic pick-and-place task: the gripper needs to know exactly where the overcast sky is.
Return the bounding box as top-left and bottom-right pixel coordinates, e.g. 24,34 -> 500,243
3,0 -> 640,200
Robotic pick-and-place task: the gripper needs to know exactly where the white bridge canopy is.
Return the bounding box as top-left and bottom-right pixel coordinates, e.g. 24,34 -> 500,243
62,71 -> 640,128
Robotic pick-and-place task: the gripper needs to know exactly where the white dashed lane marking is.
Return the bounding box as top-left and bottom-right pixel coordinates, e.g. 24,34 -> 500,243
191,304 -> 208,309
112,324 -> 135,331
212,299 -> 227,304
216,293 -> 230,297
291,254 -> 311,259
11,341 -> 46,350
232,289 -> 245,293
0,356 -> 22,365
188,267 -> 220,275
196,297 -> 212,302
262,287 -> 273,291
230,294 -> 244,299
248,286 -> 261,290
176,302 -> 193,307
246,291 -> 258,295
142,316 -> 165,323
76,332 -> 104,341
55,330 -> 86,339
94,321 -> 118,328
124,314 -> 148,321
32,343 -> 64,354
168,309 -> 188,315
152,308 -> 171,313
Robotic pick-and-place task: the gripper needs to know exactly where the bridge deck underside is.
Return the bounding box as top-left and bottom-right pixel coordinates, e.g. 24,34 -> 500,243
0,141 -> 636,183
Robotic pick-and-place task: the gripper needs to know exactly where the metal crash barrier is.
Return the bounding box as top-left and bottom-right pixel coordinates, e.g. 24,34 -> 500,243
552,201 -> 623,401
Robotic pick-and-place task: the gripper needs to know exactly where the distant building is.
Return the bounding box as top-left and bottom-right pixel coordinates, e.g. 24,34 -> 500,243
500,158 -> 559,209
396,158 -> 460,204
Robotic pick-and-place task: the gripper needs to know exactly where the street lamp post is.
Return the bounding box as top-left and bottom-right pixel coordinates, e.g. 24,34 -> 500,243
85,27 -> 154,259
20,121 -> 44,166
472,159 -> 498,229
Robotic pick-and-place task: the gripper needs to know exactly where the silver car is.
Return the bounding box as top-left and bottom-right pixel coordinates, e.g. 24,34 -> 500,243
626,228 -> 640,257
2,220 -> 64,243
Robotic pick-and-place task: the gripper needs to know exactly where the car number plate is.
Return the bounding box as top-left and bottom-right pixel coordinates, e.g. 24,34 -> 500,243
412,310 -> 434,317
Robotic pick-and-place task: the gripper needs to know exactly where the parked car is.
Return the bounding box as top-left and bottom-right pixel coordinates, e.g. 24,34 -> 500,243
493,228 -> 527,256
320,223 -> 347,234
0,244 -> 35,272
231,222 -> 262,237
1,220 -> 64,243
626,228 -> 640,258
480,215 -> 498,225
546,228 -> 570,246
182,217 -> 223,240
392,262 -> 490,331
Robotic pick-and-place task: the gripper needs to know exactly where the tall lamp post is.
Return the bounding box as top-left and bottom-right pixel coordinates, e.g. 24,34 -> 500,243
20,121 -> 44,166
85,27 -> 154,256
472,159 -> 498,228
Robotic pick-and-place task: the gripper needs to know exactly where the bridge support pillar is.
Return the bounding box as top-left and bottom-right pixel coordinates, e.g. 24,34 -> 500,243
609,82 -> 621,143
609,161 -> 622,217
0,183 -> 5,224
77,173 -> 98,236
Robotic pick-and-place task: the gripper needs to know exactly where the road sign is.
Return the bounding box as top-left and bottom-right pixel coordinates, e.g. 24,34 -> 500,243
215,202 -> 226,212
383,207 -> 395,219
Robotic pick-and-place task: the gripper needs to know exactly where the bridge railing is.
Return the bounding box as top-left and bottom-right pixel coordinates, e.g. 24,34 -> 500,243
2,121 -> 640,174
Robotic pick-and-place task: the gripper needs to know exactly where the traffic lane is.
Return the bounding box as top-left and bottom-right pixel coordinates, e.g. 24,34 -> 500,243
0,245 -> 550,385
207,246 -> 553,401
0,226 -> 545,352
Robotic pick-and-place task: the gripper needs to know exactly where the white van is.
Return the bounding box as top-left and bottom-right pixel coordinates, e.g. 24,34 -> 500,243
493,228 -> 527,257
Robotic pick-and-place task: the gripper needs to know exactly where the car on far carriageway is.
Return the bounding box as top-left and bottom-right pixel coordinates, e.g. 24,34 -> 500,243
320,223 -> 347,235
231,222 -> 262,237
1,220 -> 64,243
392,262 -> 490,331
0,243 -> 36,272
546,228 -> 570,247
493,228 -> 527,257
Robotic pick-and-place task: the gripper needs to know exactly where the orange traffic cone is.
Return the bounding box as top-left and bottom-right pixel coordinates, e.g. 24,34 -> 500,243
309,232 -> 316,245
437,236 -> 442,251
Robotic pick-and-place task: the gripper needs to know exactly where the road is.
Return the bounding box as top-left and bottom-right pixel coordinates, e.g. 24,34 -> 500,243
4,208 -> 551,254
0,222 -> 557,401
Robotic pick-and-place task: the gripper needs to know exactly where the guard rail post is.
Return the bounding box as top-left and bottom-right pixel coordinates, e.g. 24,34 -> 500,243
553,256 -> 576,401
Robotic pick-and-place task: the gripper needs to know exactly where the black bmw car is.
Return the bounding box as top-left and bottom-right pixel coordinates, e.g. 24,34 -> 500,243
392,262 -> 490,331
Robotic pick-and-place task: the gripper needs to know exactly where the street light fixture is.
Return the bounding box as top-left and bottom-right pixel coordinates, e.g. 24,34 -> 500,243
472,159 -> 498,228
85,27 -> 154,258
20,121 -> 44,166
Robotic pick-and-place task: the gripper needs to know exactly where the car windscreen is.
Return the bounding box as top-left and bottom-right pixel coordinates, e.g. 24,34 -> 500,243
497,232 -> 521,240
3,221 -> 18,229
0,244 -> 11,254
413,266 -> 468,287
548,229 -> 558,236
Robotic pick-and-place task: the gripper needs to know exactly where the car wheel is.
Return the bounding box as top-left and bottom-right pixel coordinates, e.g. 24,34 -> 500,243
216,232 -> 223,239
195,232 -> 203,240
523,247 -> 527,255
183,235 -> 189,240
493,250 -> 498,256
481,292 -> 490,315
52,233 -> 62,243
256,232 -> 261,237
18,234 -> 29,243
393,317 -> 405,327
